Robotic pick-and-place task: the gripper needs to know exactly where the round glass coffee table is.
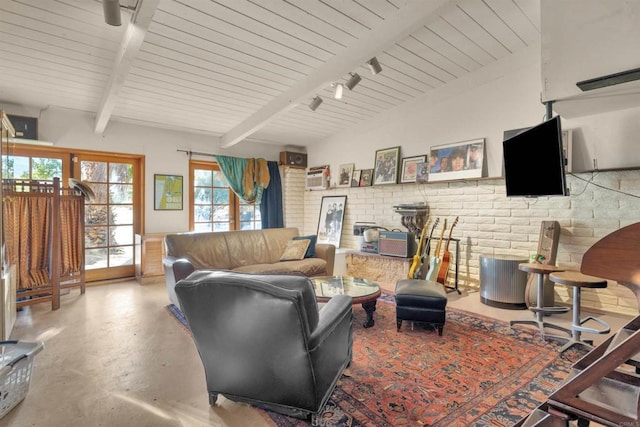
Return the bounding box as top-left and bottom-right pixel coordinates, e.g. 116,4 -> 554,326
310,276 -> 381,328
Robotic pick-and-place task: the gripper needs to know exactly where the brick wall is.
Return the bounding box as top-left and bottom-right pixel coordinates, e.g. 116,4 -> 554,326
287,168 -> 640,317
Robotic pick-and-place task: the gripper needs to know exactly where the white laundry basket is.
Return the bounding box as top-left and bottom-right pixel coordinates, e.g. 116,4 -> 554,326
0,341 -> 44,419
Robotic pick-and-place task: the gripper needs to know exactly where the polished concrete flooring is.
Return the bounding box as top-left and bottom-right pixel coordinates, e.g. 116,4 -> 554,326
1,279 -> 633,427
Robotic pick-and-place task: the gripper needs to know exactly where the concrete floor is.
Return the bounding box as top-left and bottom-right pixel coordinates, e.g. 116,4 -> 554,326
1,279 -> 634,427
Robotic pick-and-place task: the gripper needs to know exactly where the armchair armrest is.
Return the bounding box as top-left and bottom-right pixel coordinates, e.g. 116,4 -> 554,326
308,295 -> 352,350
314,244 -> 335,275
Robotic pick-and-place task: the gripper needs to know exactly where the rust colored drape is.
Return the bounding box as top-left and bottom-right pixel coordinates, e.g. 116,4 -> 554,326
59,196 -> 84,276
3,195 -> 52,289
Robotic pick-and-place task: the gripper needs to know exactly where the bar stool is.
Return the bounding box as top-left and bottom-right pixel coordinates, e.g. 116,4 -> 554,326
549,271 -> 610,353
510,263 -> 571,340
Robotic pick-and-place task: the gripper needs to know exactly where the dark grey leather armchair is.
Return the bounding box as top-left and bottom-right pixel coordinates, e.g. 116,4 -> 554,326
175,270 -> 353,421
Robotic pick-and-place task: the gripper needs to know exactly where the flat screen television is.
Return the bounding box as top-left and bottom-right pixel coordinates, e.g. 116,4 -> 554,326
502,116 -> 568,197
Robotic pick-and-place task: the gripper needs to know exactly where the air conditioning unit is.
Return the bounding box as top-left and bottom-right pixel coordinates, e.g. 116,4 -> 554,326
306,165 -> 329,190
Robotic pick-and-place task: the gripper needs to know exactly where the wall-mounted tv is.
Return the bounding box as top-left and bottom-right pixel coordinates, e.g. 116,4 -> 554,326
502,116 -> 568,197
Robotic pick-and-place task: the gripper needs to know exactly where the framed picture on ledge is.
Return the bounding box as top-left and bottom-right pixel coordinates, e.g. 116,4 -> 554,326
428,139 -> 484,182
316,195 -> 347,248
373,146 -> 400,185
400,155 -> 426,183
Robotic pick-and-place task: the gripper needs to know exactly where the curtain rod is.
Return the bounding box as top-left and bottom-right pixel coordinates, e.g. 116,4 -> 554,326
177,149 -> 217,158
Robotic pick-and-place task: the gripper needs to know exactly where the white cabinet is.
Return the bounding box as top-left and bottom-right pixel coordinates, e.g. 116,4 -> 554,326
541,0 -> 640,117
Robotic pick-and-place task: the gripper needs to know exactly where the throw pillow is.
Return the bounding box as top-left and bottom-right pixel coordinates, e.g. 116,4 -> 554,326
280,239 -> 311,261
293,235 -> 317,258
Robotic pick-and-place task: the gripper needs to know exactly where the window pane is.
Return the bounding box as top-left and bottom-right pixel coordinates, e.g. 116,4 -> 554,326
239,222 -> 254,230
86,248 -> 108,270
213,170 -> 227,187
111,205 -> 133,225
194,170 -> 212,186
213,189 -> 230,204
81,161 -> 107,182
194,187 -> 212,203
86,205 -> 108,225
213,223 -> 230,232
109,246 -> 133,267
109,225 -> 133,246
194,223 -> 212,232
195,205 -> 212,222
109,163 -> 133,183
213,205 -> 230,222
2,155 -> 29,179
31,157 -> 62,179
86,226 -> 107,248
87,183 -> 109,203
109,184 -> 133,204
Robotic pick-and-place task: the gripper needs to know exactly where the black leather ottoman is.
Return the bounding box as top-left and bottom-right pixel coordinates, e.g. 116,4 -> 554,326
395,279 -> 448,335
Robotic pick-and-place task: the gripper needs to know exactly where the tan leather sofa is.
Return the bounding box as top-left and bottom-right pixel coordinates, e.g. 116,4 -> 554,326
163,227 -> 335,308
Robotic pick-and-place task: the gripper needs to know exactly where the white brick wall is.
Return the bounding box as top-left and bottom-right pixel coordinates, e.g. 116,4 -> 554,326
285,169 -> 640,316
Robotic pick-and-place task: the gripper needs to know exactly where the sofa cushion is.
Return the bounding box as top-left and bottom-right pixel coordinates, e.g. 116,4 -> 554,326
293,235 -> 317,258
280,239 -> 311,261
233,258 -> 327,277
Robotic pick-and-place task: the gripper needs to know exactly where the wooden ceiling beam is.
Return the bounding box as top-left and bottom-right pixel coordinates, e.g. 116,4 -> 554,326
94,0 -> 160,134
220,0 -> 457,148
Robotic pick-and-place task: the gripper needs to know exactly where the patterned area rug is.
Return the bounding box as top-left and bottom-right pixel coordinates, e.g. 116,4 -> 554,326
166,292 -> 586,426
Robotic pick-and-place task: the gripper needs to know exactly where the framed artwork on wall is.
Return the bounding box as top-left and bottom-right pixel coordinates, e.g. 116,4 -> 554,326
428,139 -> 484,182
373,146 -> 400,185
416,161 -> 430,184
316,195 -> 347,248
338,163 -> 354,187
400,155 -> 427,183
351,170 -> 361,187
359,169 -> 373,186
154,174 -> 183,210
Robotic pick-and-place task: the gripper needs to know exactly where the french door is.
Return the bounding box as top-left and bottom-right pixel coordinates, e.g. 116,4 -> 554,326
73,153 -> 142,282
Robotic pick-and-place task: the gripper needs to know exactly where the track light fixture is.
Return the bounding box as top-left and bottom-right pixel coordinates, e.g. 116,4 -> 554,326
332,83 -> 344,100
309,96 -> 323,111
345,73 -> 362,90
367,57 -> 383,75
103,0 -> 122,26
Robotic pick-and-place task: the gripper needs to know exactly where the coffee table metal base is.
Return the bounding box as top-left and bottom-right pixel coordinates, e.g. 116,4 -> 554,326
362,300 -> 377,328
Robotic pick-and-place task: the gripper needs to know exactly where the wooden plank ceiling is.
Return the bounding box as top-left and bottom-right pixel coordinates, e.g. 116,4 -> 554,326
0,0 -> 540,148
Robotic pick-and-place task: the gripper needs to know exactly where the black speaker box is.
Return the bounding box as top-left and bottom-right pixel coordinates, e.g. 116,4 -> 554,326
7,115 -> 38,140
280,151 -> 308,168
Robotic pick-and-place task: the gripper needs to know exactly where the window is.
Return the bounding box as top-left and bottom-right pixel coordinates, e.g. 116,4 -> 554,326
190,161 -> 261,231
2,154 -> 62,181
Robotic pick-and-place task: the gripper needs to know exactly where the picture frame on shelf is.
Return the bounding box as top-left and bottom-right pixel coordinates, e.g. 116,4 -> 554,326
428,139 -> 484,182
359,169 -> 373,187
338,163 -> 354,187
400,155 -> 427,183
316,195 -> 347,248
351,170 -> 361,187
373,146 -> 400,186
154,174 -> 183,210
416,161 -> 430,184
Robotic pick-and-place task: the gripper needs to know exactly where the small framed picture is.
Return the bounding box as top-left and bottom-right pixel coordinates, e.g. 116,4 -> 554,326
373,146 -> 400,185
400,155 -> 427,183
351,170 -> 361,187
154,174 -> 183,210
338,163 -> 354,187
416,161 -> 429,184
359,169 -> 373,187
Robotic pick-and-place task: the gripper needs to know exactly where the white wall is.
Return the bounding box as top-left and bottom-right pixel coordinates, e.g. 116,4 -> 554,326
302,43 -> 640,317
0,103 -> 283,233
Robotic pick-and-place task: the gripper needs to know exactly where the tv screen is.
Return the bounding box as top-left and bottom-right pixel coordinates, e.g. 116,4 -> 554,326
503,116 -> 568,197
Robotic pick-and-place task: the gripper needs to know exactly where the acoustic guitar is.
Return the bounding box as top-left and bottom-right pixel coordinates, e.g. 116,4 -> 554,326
416,218 -> 440,280
424,219 -> 447,281
436,216 -> 459,285
408,221 -> 430,279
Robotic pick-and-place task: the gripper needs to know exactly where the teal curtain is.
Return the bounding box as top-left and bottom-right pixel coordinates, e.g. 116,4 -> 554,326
215,155 -> 269,204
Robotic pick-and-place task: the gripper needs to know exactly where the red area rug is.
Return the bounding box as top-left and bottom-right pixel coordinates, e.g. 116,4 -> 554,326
167,294 -> 585,426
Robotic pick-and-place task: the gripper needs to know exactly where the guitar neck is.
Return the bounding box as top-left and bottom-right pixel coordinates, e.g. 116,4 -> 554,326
434,220 -> 447,257
443,217 -> 459,252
